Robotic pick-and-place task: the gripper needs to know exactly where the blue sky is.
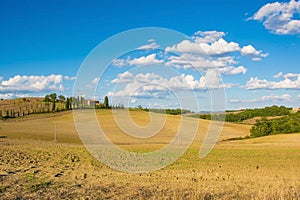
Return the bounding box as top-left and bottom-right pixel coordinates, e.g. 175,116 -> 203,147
0,0 -> 299,111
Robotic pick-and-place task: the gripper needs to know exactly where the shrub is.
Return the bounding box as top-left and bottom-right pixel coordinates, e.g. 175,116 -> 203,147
250,112 -> 300,137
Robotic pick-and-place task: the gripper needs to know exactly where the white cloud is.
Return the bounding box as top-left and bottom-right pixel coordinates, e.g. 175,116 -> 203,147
86,77 -> 100,89
230,94 -> 291,103
111,71 -> 134,83
112,54 -> 163,67
112,30 -> 267,77
91,77 -> 100,85
251,0 -> 300,35
164,30 -> 267,71
240,45 -> 269,60
245,77 -> 269,90
108,70 -> 232,98
64,76 -> 76,81
137,39 -> 160,50
0,93 -> 31,100
201,69 -> 231,89
165,40 -> 204,54
251,57 -> 262,61
0,93 -> 15,99
273,72 -> 283,78
166,31 -> 267,59
245,72 -> 300,89
165,54 -> 237,69
283,72 -> 299,79
192,30 -> 225,43
129,54 -> 164,66
130,98 -> 137,103
207,38 -> 241,55
218,66 -> 247,75
0,74 -> 74,97
165,38 -> 240,55
112,58 -> 129,67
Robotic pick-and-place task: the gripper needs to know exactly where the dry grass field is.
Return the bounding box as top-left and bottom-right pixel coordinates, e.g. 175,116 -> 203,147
1,110 -> 300,199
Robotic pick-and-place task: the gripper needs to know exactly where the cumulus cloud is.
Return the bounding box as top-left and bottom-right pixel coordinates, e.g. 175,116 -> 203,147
111,71 -> 134,83
0,93 -> 15,99
91,77 -> 99,85
192,30 -> 225,43
165,38 -> 240,55
112,58 -> 129,67
112,30 -> 267,77
86,77 -> 100,89
108,70 -> 231,98
112,54 -> 164,67
0,93 -> 31,99
166,31 -> 266,58
64,76 -> 76,81
202,69 -> 231,88
165,54 -> 237,69
129,54 -> 164,66
273,72 -> 283,78
164,30 -> 267,70
0,74 -> 74,95
130,98 -> 137,103
251,0 -> 300,35
241,45 -> 269,61
137,39 -> 160,50
108,73 -> 166,98
230,94 -> 291,103
245,72 -> 300,89
218,66 -> 247,75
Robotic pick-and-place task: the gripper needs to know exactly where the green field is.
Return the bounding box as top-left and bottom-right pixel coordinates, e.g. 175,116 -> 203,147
1,110 -> 300,199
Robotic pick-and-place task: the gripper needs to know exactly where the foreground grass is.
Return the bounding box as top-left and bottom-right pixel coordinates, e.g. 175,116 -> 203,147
0,110 -> 300,199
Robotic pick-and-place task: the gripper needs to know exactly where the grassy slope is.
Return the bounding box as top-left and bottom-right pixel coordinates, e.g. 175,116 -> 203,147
0,110 -> 300,199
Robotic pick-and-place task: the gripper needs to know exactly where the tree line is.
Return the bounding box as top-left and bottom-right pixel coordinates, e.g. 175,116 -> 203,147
250,111 -> 300,137
0,97 -> 63,119
133,105 -> 191,115
0,94 -> 122,120
192,105 -> 300,138
43,93 -> 113,111
197,105 -> 291,122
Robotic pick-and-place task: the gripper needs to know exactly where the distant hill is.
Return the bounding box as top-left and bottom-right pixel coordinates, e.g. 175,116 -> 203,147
190,105 -> 300,138
194,105 -> 292,123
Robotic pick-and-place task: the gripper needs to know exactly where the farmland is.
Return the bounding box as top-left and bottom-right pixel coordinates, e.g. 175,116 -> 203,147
1,110 -> 300,199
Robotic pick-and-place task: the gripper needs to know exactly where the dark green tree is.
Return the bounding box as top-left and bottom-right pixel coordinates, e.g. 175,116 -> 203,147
104,96 -> 109,109
43,95 -> 51,102
65,97 -> 71,110
250,119 -> 272,137
137,105 -> 143,110
69,97 -> 76,109
58,95 -> 66,102
49,93 -> 57,111
49,93 -> 57,101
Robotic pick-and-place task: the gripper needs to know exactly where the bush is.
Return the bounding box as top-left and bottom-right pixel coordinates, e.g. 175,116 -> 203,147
250,112 -> 300,137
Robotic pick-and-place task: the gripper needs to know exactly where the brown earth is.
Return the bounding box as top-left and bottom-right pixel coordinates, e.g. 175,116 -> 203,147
0,110 -> 300,199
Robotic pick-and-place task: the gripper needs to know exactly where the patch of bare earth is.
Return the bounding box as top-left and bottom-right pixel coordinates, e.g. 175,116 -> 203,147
1,110 -> 300,199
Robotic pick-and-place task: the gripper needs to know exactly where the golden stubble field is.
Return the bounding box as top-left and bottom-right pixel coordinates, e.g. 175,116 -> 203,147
0,110 -> 300,199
